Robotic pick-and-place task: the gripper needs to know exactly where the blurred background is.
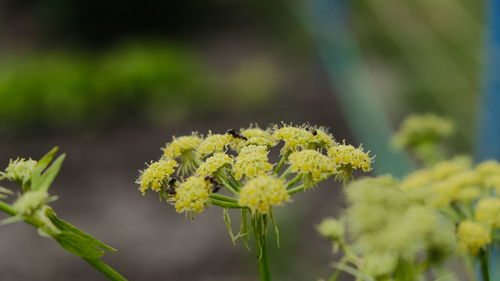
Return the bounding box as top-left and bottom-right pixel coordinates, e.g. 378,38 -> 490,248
0,0 -> 488,280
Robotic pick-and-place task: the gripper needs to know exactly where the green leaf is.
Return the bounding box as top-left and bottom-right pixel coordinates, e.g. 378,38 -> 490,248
45,207 -> 116,252
55,232 -> 104,259
223,208 -> 238,245
36,147 -> 59,170
31,154 -> 65,192
269,210 -> 280,248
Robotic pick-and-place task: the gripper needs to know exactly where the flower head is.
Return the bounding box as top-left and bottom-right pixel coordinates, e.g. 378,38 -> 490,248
273,124 -> 313,153
196,153 -> 233,177
475,198 -> 500,228
196,133 -> 232,159
0,158 -> 37,184
317,218 -> 344,241
393,113 -> 454,150
174,176 -> 212,214
309,127 -> 336,149
136,159 -> 178,194
328,143 -> 372,182
238,175 -> 289,214
288,149 -> 333,188
232,127 -> 277,151
162,134 -> 202,175
233,145 -> 273,179
457,220 -> 491,255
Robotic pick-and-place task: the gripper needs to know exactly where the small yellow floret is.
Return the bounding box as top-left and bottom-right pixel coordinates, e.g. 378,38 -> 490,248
475,160 -> 500,177
310,128 -> 336,149
238,175 -> 289,214
233,145 -> 273,179
196,153 -> 233,177
475,198 -> 500,228
174,176 -> 212,214
137,159 -> 178,194
288,149 -> 333,187
328,143 -> 372,182
196,133 -> 231,159
393,113 -> 454,150
273,125 -> 313,153
162,134 -> 202,159
457,220 -> 491,255
241,127 -> 277,147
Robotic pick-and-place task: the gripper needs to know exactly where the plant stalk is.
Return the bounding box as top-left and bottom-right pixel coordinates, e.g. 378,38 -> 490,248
257,235 -> 272,281
0,201 -> 127,281
479,249 -> 490,281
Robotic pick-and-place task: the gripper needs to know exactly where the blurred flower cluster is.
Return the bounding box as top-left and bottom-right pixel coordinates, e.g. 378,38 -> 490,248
319,114 -> 499,281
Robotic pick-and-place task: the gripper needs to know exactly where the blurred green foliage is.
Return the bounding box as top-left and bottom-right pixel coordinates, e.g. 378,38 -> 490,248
352,0 -> 483,151
0,43 -> 280,133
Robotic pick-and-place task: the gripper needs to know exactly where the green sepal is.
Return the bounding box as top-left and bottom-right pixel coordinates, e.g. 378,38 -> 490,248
45,207 -> 116,252
31,154 -> 65,192
55,232 -> 105,259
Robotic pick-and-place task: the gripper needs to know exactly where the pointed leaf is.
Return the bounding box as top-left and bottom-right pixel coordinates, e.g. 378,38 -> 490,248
55,232 -> 104,259
45,207 -> 116,252
31,154 -> 65,192
36,147 -> 59,170
223,208 -> 237,245
269,210 -> 280,248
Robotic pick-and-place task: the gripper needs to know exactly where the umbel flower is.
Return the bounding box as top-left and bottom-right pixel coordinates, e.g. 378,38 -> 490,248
136,123 -> 373,281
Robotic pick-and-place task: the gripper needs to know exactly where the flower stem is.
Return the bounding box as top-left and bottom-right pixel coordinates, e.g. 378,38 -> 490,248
479,249 -> 490,281
0,201 -> 127,281
257,234 -> 272,281
209,198 -> 242,208
209,193 -> 237,202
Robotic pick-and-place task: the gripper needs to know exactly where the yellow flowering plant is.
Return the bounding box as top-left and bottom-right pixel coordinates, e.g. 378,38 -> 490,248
136,123 -> 373,281
319,114 -> 499,281
0,147 -> 126,281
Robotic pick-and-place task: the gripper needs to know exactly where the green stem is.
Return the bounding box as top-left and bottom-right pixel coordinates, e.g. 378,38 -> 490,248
209,193 -> 237,202
0,201 -> 126,281
216,176 -> 239,195
209,198 -> 242,208
84,258 -> 127,281
257,233 -> 272,281
287,184 -> 305,195
274,151 -> 290,175
285,175 -> 302,188
479,249 -> 490,281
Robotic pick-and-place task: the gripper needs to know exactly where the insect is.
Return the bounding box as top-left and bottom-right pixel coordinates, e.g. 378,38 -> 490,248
204,175 -> 221,193
227,129 -> 248,141
166,177 -> 178,195
305,126 -> 318,136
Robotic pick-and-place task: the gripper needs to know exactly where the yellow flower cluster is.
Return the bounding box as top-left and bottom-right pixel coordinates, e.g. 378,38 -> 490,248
273,125 -> 313,153
457,220 -> 491,255
12,190 -> 50,215
233,145 -> 273,179
328,144 -> 372,181
288,149 -> 333,187
136,123 -> 372,217
196,133 -> 232,159
475,198 -> 500,228
196,153 -> 233,177
237,127 -> 277,150
174,176 -> 212,214
137,159 -> 178,194
238,175 -> 289,214
162,134 -> 202,159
